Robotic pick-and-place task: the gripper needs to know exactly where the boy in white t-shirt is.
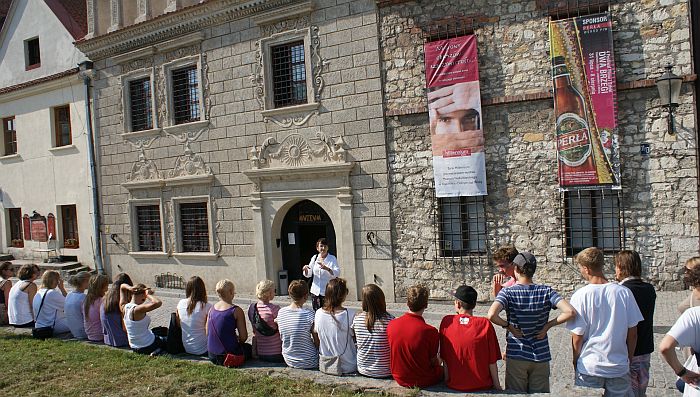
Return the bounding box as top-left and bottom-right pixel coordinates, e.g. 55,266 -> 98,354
566,247 -> 644,396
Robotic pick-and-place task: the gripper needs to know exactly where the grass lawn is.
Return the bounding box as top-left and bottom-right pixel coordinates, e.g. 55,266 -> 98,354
0,331 -> 406,397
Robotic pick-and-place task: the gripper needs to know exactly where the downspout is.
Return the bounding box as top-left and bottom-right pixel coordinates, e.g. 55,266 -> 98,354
78,61 -> 104,274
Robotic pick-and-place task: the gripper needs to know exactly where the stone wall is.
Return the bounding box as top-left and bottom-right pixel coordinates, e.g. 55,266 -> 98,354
380,0 -> 698,299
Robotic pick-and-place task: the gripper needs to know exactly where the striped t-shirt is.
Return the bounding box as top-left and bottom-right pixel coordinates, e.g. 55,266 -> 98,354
275,306 -> 318,369
351,312 -> 395,378
495,283 -> 562,362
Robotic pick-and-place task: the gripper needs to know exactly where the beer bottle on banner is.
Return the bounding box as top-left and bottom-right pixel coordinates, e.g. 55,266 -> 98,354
552,56 -> 596,184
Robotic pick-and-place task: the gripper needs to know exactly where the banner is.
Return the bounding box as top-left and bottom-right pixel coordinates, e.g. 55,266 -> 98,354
425,35 -> 487,197
550,12 -> 621,189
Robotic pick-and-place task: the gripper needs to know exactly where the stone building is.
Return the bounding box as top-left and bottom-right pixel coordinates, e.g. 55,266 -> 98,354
79,0 -> 699,301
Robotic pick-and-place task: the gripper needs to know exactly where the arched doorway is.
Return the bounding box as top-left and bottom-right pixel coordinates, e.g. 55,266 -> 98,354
281,200 -> 336,283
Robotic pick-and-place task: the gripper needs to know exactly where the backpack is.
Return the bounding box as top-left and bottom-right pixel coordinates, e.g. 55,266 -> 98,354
251,304 -> 278,337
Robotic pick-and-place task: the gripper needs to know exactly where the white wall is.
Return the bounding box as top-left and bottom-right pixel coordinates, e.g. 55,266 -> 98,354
0,79 -> 96,267
0,0 -> 88,87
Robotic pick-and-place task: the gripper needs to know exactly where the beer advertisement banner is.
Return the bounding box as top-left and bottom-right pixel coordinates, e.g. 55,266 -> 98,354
550,12 -> 621,189
425,35 -> 487,197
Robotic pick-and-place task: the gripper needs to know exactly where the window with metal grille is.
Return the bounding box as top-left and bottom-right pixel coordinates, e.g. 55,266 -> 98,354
8,208 -> 23,248
136,205 -> 162,251
564,189 -> 622,256
129,78 -> 153,131
60,205 -> 79,248
171,66 -> 200,125
53,105 -> 71,146
2,117 -> 16,156
25,37 -> 40,69
538,0 -> 609,19
271,41 -> 307,108
438,196 -> 487,256
179,202 -> 209,252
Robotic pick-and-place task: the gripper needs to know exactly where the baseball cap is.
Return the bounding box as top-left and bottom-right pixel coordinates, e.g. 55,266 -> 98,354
451,285 -> 477,305
513,251 -> 537,271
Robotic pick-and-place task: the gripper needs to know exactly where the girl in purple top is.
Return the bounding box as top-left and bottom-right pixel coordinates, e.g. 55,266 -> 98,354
207,279 -> 251,365
101,273 -> 132,347
83,274 -> 109,342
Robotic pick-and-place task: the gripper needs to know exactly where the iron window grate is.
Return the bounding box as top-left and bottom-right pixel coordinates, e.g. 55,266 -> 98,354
563,189 -> 623,256
3,117 -> 16,156
179,202 -> 209,252
54,106 -> 71,146
437,196 -> 488,256
9,208 -> 23,248
271,41 -> 307,108
60,205 -> 79,248
129,78 -> 153,132
136,205 -> 162,251
172,66 -> 200,125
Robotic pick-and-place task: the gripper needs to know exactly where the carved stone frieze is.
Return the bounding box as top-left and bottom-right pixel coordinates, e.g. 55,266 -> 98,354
165,201 -> 174,254
164,45 -> 199,63
310,25 -> 326,102
120,57 -> 154,74
201,52 -> 211,120
155,66 -> 167,128
126,137 -> 161,182
251,41 -> 265,109
212,199 -> 222,256
266,112 -> 317,128
250,132 -> 348,170
260,15 -> 310,38
165,128 -> 213,178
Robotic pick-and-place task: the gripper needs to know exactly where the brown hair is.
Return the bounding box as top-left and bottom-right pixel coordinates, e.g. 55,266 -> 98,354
575,247 -> 605,272
361,284 -> 389,332
323,278 -> 348,312
406,285 -> 429,312
104,273 -> 133,314
493,246 -> 519,263
132,283 -> 148,296
615,250 -> 642,279
0,261 -> 13,276
685,257 -> 700,270
84,274 -> 110,320
185,276 -> 207,316
18,264 -> 37,281
288,280 -> 309,302
40,270 -> 60,290
68,271 -> 91,288
685,265 -> 700,289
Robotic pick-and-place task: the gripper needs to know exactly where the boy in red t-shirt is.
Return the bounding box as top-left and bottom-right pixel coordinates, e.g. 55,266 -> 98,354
387,285 -> 442,388
440,285 -> 502,392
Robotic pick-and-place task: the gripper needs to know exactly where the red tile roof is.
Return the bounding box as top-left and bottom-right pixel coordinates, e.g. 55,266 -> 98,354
44,0 -> 87,40
0,67 -> 78,95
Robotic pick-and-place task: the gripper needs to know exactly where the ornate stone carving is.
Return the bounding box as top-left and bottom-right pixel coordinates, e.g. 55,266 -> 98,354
86,0 -> 96,39
260,15 -> 310,38
108,0 -> 122,32
310,25 -> 326,102
165,201 -> 174,254
212,199 -> 222,256
165,0 -> 180,13
266,112 -> 317,128
250,132 -> 348,169
120,57 -> 154,74
155,66 -> 167,128
251,41 -> 265,109
201,52 -> 211,120
126,137 -> 160,182
164,45 -> 199,63
135,0 -> 151,23
165,128 -> 213,177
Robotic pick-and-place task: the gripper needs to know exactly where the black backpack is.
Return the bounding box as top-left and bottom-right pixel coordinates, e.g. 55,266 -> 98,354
252,304 -> 278,337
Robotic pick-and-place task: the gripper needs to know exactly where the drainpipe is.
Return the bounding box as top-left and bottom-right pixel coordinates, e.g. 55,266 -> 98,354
78,60 -> 104,275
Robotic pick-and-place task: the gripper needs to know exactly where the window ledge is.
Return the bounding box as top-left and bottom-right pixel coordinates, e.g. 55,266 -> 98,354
129,251 -> 170,259
172,252 -> 218,261
261,102 -> 319,118
0,153 -> 21,161
119,128 -> 163,141
163,120 -> 209,135
48,144 -> 76,153
122,179 -> 165,190
165,173 -> 214,187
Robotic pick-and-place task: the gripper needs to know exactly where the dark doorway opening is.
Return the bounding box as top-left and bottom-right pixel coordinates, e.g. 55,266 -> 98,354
281,200 -> 336,284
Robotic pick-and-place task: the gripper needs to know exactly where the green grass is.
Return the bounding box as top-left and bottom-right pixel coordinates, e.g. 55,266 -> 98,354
0,331 -> 411,397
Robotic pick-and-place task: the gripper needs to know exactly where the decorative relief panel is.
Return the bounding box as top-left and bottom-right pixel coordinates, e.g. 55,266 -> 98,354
126,137 -> 160,182
164,45 -> 199,63
201,53 -> 211,120
120,57 -> 154,74
250,132 -> 348,170
165,128 -> 213,178
155,66 -> 168,128
260,15 -> 310,38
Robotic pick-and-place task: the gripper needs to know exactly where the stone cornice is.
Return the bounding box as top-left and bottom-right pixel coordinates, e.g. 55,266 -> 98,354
76,0 -> 309,60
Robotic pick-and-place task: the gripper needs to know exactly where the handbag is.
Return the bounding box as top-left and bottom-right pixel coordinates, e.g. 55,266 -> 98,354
319,309 -> 351,376
166,312 -> 185,354
209,306 -> 245,368
251,303 -> 278,337
32,291 -> 55,340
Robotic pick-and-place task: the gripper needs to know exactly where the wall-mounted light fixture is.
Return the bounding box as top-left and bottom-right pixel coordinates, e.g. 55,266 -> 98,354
655,65 -> 682,135
366,231 -> 377,246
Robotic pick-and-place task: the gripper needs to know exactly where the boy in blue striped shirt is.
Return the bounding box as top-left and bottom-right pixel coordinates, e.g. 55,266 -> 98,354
487,251 -> 576,393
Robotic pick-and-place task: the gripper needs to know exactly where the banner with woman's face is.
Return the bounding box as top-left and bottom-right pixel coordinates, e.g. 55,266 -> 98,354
425,35 -> 487,197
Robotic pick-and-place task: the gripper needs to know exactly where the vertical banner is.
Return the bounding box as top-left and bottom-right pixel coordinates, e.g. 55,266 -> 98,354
550,12 -> 621,188
425,35 -> 487,197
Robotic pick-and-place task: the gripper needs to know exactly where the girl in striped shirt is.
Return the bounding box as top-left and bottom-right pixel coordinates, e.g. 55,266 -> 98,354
276,280 -> 319,369
352,284 -> 394,378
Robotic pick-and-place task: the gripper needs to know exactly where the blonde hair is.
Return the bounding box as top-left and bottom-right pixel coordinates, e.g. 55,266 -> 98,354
68,271 -> 91,288
216,279 -> 235,299
41,270 -> 61,290
575,247 -> 605,272
685,257 -> 700,270
255,279 -> 275,300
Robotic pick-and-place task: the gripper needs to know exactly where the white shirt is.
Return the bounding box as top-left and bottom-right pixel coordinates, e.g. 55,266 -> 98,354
315,308 -> 357,374
64,291 -> 87,339
33,288 -> 70,334
668,306 -> 700,353
8,281 -> 33,325
303,253 -> 340,296
566,282 -> 644,378
177,299 -> 212,355
124,302 -> 155,349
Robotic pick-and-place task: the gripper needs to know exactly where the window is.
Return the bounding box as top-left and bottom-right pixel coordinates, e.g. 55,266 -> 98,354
60,205 -> 79,248
564,189 -> 622,256
539,0 -> 608,19
8,208 -> 23,248
129,78 -> 153,132
171,65 -> 200,125
53,106 -> 71,147
438,196 -> 487,256
135,205 -> 162,251
24,37 -> 40,70
271,41 -> 307,108
179,202 -> 209,252
2,117 -> 16,156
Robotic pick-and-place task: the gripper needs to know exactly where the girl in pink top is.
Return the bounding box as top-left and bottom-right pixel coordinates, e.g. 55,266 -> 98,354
83,274 -> 110,342
247,279 -> 283,363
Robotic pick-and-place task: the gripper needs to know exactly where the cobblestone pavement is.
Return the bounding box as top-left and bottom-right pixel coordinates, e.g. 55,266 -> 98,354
139,288 -> 686,397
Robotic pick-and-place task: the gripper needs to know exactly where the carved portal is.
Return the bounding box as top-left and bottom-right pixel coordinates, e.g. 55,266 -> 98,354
166,128 -> 213,178
126,137 -> 160,182
250,132 -> 347,170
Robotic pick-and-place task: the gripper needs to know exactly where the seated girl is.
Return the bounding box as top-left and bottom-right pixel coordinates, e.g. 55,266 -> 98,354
176,276 -> 211,355
64,271 -> 91,339
8,264 -> 40,328
0,262 -> 14,325
101,273 -> 132,347
207,279 -> 251,366
352,284 -> 394,378
120,283 -> 165,355
315,278 -> 357,375
276,280 -> 319,369
33,270 -> 70,335
83,274 -> 110,343
247,279 -> 283,363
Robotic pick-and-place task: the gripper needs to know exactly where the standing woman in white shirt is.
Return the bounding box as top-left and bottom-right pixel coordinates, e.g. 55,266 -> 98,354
33,270 -> 70,334
176,276 -> 212,355
303,238 -> 340,311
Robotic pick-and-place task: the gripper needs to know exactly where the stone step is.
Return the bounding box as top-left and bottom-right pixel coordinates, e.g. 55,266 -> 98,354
0,254 -> 13,261
5,259 -> 90,278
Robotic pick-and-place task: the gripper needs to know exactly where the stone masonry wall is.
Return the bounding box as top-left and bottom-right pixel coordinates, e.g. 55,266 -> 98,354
380,0 -> 698,299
